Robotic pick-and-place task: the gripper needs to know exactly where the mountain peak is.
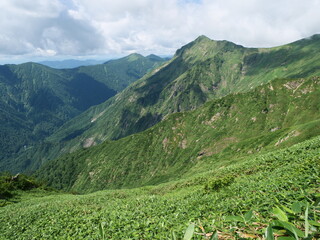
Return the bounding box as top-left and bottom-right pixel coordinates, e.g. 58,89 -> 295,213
194,35 -> 211,42
174,35 -> 214,57
126,53 -> 144,61
146,54 -> 163,61
174,35 -> 243,60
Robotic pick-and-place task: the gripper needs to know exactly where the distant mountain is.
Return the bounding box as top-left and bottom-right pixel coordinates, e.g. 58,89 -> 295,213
0,54 -> 166,172
77,53 -> 168,92
29,34 -> 320,169
38,59 -> 105,69
36,76 -> 320,192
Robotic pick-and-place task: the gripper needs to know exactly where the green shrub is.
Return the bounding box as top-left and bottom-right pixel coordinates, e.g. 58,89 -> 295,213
0,173 -> 42,200
204,175 -> 235,192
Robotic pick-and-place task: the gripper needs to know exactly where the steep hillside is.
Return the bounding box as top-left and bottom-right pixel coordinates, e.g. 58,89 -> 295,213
36,76 -> 320,192
0,136 -> 320,240
1,135 -> 319,239
30,34 -> 320,171
0,55 -> 166,172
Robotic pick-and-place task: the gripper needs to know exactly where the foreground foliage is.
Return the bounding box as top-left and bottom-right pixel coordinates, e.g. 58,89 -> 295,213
0,173 -> 46,206
1,136 -> 319,239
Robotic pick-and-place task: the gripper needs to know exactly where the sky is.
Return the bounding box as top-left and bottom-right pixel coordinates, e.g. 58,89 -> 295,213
0,0 -> 320,64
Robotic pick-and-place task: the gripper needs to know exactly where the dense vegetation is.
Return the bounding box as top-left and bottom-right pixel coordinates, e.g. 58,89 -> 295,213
25,34 -> 320,174
0,54 -> 166,173
36,76 -> 320,192
0,173 -> 45,206
0,35 -> 319,239
1,136 -> 319,239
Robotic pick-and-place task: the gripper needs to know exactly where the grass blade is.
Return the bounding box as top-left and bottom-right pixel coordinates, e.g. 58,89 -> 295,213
99,222 -> 106,240
171,230 -> 177,240
209,231 -> 218,240
305,203 -> 309,238
272,220 -> 304,240
183,223 -> 195,240
225,215 -> 244,222
244,210 -> 253,222
265,225 -> 274,240
291,202 -> 302,214
272,206 -> 288,222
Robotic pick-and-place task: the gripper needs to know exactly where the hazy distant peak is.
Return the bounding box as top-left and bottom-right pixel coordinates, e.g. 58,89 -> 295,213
306,33 -> 320,41
146,54 -> 163,61
126,53 -> 144,61
39,59 -> 105,69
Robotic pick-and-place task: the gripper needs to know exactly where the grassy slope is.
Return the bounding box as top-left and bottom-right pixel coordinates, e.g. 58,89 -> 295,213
1,135 -> 319,239
35,35 -> 320,168
0,55 -> 165,173
36,76 -> 320,192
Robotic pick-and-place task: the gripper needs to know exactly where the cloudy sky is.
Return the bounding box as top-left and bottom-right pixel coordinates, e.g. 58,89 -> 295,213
1,0 -> 319,63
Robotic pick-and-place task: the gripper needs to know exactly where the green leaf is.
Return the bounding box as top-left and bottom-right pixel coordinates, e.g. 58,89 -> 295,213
277,237 -> 296,240
171,230 -> 177,240
99,222 -> 106,240
304,203 -> 309,238
225,215 -> 244,222
281,205 -> 294,214
265,225 -> 274,240
271,220 -> 304,240
183,223 -> 195,240
272,206 -> 288,221
291,202 -> 302,214
209,231 -> 218,240
309,220 -> 320,227
244,210 -> 253,222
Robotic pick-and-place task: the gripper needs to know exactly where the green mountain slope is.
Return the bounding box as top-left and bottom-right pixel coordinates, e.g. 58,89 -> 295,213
36,76 -> 320,192
74,53 -> 168,92
29,34 -> 320,172
2,135 -> 319,239
0,55 -> 166,172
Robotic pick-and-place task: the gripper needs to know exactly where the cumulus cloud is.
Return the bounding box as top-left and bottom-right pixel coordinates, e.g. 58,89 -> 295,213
0,0 -> 104,59
0,0 -> 320,62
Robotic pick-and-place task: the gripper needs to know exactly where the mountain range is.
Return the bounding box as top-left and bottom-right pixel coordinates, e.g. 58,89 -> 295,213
38,59 -> 106,69
1,34 -> 320,240
0,54 -> 166,172
1,34 -> 320,187
12,34 -> 320,175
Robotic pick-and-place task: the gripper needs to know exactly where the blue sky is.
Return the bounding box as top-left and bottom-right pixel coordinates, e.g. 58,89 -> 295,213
0,0 -> 320,64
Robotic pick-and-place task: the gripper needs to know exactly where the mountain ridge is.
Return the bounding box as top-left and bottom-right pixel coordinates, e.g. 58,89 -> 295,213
1,35 -> 320,240
38,59 -> 105,69
30,34 -> 320,166
2,34 -> 320,174
36,76 -> 320,192
0,55 -> 166,172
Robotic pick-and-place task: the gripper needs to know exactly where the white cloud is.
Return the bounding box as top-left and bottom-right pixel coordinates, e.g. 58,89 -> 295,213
0,0 -> 104,59
0,0 -> 320,62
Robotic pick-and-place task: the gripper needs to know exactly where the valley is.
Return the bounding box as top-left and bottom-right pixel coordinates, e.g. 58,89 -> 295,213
0,54 -> 166,173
